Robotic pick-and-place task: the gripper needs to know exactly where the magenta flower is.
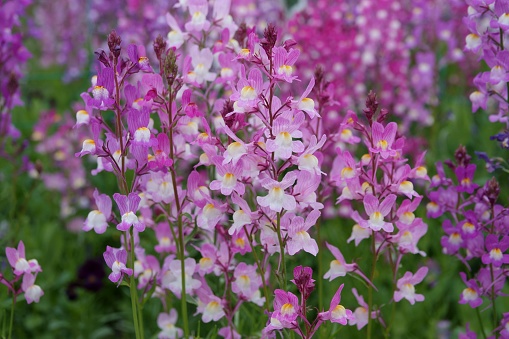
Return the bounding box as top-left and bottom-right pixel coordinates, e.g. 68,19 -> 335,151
103,246 -> 133,284
369,122 -> 398,159
318,284 -> 353,325
394,267 -> 428,305
455,164 -> 478,194
458,272 -> 483,308
482,235 -> 509,267
83,189 -> 112,234
440,219 -> 463,255
270,289 -> 300,326
291,266 -> 315,301
257,172 -> 297,212
113,192 -> 145,232
22,273 -> 44,304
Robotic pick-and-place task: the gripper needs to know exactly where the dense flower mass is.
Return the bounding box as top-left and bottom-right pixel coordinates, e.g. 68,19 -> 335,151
2,0 -> 509,338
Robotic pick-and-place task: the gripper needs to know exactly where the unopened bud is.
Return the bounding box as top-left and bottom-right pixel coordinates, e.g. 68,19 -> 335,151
454,145 -> 471,167
107,30 -> 122,58
153,34 -> 167,62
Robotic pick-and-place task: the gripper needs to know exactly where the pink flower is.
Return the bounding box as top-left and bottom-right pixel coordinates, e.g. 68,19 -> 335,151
369,122 -> 398,159
157,309 -> 183,339
270,289 -> 300,326
273,46 -> 300,83
257,172 -> 297,212
361,194 -> 397,232
83,189 -> 112,234
318,284 -> 353,325
323,242 -> 357,280
230,67 -> 263,109
6,241 -> 41,276
103,246 -> 133,284
22,273 -> 44,304
393,267 -> 428,305
286,210 -> 320,256
232,262 -> 263,302
265,111 -> 305,160
291,77 -> 319,119
209,157 -> 245,195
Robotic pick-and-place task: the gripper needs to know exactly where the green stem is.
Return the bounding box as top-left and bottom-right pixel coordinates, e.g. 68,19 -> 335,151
316,218 -> 323,311
275,212 -> 287,290
177,211 -> 189,339
244,226 -> 270,311
489,264 -> 499,339
7,295 -> 15,339
367,233 -> 377,339
129,229 -> 142,339
476,307 -> 487,339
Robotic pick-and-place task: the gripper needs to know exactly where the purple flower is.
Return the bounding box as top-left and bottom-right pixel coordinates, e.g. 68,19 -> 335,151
455,164 -> 478,194
113,192 -> 145,232
103,246 -> 133,284
458,272 -> 482,308
482,235 -> 509,267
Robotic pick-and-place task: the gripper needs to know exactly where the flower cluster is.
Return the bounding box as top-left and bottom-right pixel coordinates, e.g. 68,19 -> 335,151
464,0 -> 509,126
428,145 -> 509,338
0,0 -> 32,150
326,92 -> 430,329
263,266 -> 353,338
2,241 -> 44,304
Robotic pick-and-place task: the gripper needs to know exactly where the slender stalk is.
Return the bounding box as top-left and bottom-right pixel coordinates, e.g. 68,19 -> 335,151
129,229 -> 142,339
167,91 -> 189,338
476,307 -> 487,339
367,232 -> 377,339
316,218 -> 323,311
244,225 -> 270,310
7,295 -> 15,339
489,264 -> 499,339
275,212 -> 287,290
